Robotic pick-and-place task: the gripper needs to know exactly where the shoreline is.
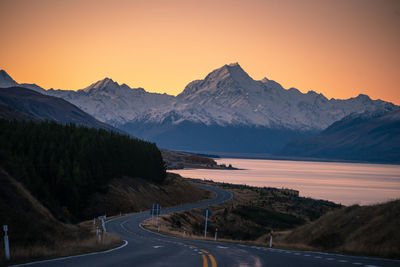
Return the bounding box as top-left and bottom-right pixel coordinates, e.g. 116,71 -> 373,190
179,150 -> 400,166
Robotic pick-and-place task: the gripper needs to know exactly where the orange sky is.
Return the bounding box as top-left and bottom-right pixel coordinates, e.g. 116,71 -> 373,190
1,0 -> 399,104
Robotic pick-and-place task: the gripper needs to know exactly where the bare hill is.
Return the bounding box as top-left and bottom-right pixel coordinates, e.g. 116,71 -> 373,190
281,200 -> 400,259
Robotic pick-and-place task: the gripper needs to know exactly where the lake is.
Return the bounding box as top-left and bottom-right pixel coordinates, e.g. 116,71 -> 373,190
173,158 -> 400,205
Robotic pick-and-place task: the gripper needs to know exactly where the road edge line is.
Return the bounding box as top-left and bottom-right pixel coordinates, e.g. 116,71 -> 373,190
10,240 -> 128,267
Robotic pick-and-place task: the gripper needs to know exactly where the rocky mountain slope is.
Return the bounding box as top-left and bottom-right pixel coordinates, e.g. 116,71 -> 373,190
280,109 -> 400,163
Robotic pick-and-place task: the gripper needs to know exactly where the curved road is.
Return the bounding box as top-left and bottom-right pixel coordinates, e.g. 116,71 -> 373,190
14,184 -> 399,267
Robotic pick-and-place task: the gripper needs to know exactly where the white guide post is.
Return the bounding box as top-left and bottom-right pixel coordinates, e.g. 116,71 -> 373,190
3,225 -> 10,260
215,228 -> 218,241
156,204 -> 160,226
204,209 -> 208,239
269,230 -> 273,248
151,204 -> 154,225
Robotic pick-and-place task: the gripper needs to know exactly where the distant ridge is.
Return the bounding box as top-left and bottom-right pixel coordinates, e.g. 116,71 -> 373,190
280,109 -> 400,163
0,86 -> 123,133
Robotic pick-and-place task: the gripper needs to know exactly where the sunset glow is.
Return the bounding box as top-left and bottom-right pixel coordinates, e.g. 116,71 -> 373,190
1,0 -> 399,104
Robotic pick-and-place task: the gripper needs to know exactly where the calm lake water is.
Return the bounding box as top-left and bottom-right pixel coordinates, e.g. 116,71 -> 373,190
173,158 -> 400,205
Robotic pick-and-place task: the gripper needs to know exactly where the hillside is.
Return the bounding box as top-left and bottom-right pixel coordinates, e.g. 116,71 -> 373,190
144,179 -> 341,241
280,109 -> 400,163
0,102 -> 39,121
0,119 -> 166,221
0,119 -> 210,264
280,200 -> 400,259
0,86 -> 120,132
0,168 -> 122,266
0,168 -> 210,265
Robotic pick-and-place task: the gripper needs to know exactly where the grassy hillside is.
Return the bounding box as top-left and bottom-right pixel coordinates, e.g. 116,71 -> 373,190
0,168 -> 122,266
0,170 -> 209,265
280,200 -> 400,259
144,179 -> 340,241
83,173 -> 211,218
0,119 -> 166,221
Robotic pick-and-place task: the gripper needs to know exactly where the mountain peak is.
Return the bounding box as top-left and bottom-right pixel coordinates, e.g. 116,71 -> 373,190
355,93 -> 371,100
0,70 -> 16,83
0,70 -> 18,87
227,62 -> 240,67
204,62 -> 253,85
83,77 -> 122,93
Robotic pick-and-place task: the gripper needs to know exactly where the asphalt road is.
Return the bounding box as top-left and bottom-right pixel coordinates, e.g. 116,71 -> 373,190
13,184 -> 400,267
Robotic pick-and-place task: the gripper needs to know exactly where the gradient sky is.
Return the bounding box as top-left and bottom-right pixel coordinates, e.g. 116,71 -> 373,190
1,0 -> 399,104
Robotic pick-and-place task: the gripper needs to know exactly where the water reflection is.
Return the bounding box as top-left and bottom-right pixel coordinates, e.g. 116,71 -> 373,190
173,158 -> 400,205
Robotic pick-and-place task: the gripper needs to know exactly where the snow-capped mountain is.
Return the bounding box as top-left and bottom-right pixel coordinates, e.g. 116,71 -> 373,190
46,78 -> 175,125
165,63 -> 394,130
1,65 -> 397,153
0,70 -> 175,126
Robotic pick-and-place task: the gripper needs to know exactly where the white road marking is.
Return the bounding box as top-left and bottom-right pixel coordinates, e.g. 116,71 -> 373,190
11,240 -> 129,266
152,246 -> 164,249
326,258 -> 334,260
315,256 -> 322,259
217,246 -> 229,249
339,260 -> 348,263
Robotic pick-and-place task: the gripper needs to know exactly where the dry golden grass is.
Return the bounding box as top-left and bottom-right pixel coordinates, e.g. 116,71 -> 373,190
282,199 -> 400,259
0,171 -> 211,266
83,173 -> 211,218
142,218 -> 297,248
2,233 -> 122,267
142,180 -> 399,260
0,169 -> 125,266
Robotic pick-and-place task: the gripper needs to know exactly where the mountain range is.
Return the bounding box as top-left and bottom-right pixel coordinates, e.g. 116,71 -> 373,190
0,65 -> 397,156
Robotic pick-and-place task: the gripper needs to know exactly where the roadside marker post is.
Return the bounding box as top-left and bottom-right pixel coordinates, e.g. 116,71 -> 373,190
98,215 -> 107,233
215,228 -> 218,241
156,204 -> 161,227
96,227 -> 101,242
3,225 -> 10,260
269,230 -> 273,248
203,208 -> 211,239
151,204 -> 155,225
